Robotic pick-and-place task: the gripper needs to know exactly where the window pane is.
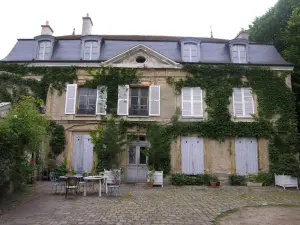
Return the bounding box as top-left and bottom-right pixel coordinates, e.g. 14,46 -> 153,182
140,88 -> 148,97
128,147 -> 136,164
92,41 -> 98,47
78,88 -> 96,114
131,96 -> 138,106
140,97 -> 148,106
85,42 -> 92,47
139,147 -> 147,164
131,88 -> 139,96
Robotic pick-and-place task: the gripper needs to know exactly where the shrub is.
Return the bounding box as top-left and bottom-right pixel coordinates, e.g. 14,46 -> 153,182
229,173 -> 246,186
272,153 -> 300,178
171,173 -> 214,186
254,172 -> 274,186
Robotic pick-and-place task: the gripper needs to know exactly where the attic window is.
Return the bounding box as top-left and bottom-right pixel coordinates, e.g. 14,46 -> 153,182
83,41 -> 99,60
136,56 -> 146,63
182,42 -> 199,62
231,45 -> 247,63
37,41 -> 52,60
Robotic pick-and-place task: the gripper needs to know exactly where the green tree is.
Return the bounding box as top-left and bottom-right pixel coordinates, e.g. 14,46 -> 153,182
91,118 -> 126,171
0,97 -> 49,193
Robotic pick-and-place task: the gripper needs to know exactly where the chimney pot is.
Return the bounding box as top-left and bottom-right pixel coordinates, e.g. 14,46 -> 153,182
41,21 -> 53,35
81,14 -> 93,35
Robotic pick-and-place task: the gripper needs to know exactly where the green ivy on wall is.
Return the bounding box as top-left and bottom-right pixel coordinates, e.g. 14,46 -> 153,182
84,67 -> 139,115
0,62 -> 77,103
167,64 -> 299,176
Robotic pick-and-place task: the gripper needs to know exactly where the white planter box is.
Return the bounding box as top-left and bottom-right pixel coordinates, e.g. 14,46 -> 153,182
148,171 -> 163,187
275,174 -> 299,190
247,182 -> 262,187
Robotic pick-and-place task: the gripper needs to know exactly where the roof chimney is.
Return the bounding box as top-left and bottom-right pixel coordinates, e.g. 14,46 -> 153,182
82,13 -> 93,35
41,21 -> 54,35
234,27 -> 249,40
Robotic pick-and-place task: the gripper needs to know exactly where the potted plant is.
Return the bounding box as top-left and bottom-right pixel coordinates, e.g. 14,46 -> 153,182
147,170 -> 155,188
247,174 -> 263,187
273,154 -> 300,189
209,174 -> 219,188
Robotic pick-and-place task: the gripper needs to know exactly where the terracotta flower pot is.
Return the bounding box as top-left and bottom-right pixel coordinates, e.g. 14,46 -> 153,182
147,183 -> 153,188
210,181 -> 217,188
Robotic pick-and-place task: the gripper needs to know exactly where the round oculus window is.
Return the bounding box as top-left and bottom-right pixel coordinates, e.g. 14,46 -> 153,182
136,56 -> 146,63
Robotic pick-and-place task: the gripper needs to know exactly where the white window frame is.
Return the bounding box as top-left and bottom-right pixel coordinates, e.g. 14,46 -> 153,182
181,87 -> 203,117
183,43 -> 197,62
37,41 -> 51,60
83,41 -> 98,60
232,88 -> 254,118
233,45 -> 247,63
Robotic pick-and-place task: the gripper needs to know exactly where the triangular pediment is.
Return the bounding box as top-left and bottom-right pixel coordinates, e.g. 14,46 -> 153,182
101,44 -> 181,68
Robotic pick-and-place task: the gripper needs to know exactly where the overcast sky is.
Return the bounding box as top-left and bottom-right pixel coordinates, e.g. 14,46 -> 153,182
0,0 -> 277,59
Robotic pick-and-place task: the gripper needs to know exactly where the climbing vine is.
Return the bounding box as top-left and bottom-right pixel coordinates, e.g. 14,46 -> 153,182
84,67 -> 139,115
0,62 -> 77,103
167,64 -> 299,176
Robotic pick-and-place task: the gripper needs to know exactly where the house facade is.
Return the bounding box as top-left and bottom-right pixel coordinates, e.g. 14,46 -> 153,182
2,15 -> 294,183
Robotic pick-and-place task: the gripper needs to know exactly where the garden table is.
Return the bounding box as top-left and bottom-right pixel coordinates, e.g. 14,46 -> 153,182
83,176 -> 107,197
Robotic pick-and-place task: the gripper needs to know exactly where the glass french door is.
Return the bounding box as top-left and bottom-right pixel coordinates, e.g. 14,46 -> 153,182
126,146 -> 148,182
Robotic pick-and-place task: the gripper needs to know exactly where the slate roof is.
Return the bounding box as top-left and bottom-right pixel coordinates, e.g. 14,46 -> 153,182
2,35 -> 292,66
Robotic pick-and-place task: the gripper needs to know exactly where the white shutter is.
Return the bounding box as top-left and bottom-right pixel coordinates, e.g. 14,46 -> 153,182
182,88 -> 192,116
149,85 -> 160,116
192,87 -> 203,117
233,88 -> 243,117
117,85 -> 129,115
96,86 -> 107,115
235,138 -> 247,175
243,88 -> 254,117
65,84 -> 77,114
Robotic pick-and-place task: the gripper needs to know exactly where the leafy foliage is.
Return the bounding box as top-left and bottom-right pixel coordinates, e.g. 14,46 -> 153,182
85,67 -> 139,115
248,1 -> 300,175
168,64 -> 299,176
145,124 -> 171,174
228,174 -> 246,186
47,121 -> 66,157
91,118 -> 127,171
0,62 -> 77,103
171,173 -> 214,186
0,97 -> 49,194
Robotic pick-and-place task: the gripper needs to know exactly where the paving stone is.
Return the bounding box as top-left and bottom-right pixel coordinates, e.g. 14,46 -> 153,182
1,182 -> 300,225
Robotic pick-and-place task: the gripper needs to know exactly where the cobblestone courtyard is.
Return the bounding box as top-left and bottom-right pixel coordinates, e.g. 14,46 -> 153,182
1,182 -> 300,225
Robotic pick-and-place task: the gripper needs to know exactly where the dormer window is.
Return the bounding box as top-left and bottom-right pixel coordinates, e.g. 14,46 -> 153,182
180,39 -> 201,63
231,45 -> 247,63
183,43 -> 198,62
83,41 -> 98,60
37,41 -> 52,60
80,36 -> 102,61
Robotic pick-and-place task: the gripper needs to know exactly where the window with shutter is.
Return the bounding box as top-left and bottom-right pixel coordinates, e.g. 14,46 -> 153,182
182,87 -> 203,117
65,84 -> 77,114
96,86 -> 107,115
129,87 -> 149,116
231,45 -> 247,63
182,43 -> 198,62
233,88 -> 254,117
83,41 -> 99,60
77,87 -> 97,114
37,41 -> 52,60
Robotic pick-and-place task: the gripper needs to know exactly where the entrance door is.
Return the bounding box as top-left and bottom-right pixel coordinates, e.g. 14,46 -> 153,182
235,138 -> 258,175
181,136 -> 204,174
72,134 -> 94,173
126,146 -> 148,182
